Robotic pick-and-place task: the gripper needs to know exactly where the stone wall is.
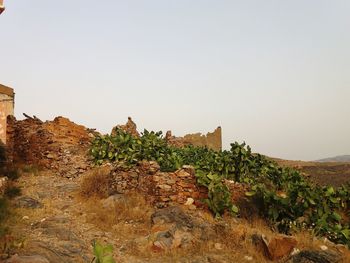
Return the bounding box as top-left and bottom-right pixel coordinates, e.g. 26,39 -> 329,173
183,127 -> 222,151
113,118 -> 222,151
166,127 -> 222,151
106,162 -> 207,209
103,161 -> 246,210
0,84 -> 14,145
6,115 -> 93,177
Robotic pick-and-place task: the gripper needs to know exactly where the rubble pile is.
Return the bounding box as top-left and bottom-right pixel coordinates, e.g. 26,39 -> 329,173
7,115 -> 93,178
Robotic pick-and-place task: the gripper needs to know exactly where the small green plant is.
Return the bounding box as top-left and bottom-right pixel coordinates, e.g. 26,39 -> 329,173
5,186 -> 21,199
196,171 -> 238,218
21,165 -> 40,176
91,240 -> 116,263
4,169 -> 19,181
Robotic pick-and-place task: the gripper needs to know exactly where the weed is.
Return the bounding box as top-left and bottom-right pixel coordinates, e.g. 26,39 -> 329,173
91,240 -> 115,263
80,167 -> 112,198
5,186 -> 21,199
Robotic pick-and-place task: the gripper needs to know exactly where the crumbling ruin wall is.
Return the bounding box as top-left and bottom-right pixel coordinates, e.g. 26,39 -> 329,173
111,117 -> 140,137
183,127 -> 222,151
0,84 -> 14,145
108,162 -> 207,208
7,115 -> 93,177
112,118 -> 222,151
166,127 -> 222,151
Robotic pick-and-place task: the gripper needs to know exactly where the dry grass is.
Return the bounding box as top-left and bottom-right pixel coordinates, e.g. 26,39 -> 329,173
83,195 -> 350,262
84,192 -> 154,238
119,212 -> 273,262
80,166 -> 112,198
79,172 -> 350,262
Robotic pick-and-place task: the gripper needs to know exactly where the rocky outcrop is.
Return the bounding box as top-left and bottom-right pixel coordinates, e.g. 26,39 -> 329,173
132,206 -> 216,251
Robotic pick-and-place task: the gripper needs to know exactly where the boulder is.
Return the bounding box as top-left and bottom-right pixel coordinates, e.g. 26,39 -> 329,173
151,206 -> 194,229
101,194 -> 124,209
15,196 -> 43,209
286,250 -> 342,263
150,207 -> 216,250
252,233 -> 297,261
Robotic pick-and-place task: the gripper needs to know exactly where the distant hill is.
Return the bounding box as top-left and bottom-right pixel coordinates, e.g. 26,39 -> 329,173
316,155 -> 350,163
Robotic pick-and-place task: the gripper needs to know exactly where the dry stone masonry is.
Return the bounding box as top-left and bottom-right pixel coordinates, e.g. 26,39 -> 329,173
166,127 -> 222,151
6,114 -> 228,208
0,84 -> 14,145
7,115 -> 93,178
99,160 -> 246,210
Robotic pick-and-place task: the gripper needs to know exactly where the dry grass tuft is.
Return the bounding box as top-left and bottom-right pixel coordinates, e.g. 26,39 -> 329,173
80,166 -> 112,198
84,192 -> 153,238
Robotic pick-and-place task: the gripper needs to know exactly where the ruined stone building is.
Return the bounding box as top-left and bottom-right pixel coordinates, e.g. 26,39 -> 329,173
0,0 -> 5,15
0,84 -> 15,144
166,127 -> 222,151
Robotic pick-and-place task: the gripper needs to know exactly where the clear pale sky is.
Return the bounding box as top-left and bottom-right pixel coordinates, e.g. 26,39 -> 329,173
1,1 -> 349,161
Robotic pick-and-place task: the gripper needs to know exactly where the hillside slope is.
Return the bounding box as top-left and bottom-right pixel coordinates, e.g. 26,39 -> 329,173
273,158 -> 350,186
316,155 -> 350,163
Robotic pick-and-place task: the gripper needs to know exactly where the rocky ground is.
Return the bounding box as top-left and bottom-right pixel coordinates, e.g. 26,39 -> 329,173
1,168 -> 349,263
1,116 -> 350,262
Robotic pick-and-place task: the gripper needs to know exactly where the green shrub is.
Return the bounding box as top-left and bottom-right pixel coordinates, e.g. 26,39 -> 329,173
196,171 -> 238,218
90,129 -> 350,246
